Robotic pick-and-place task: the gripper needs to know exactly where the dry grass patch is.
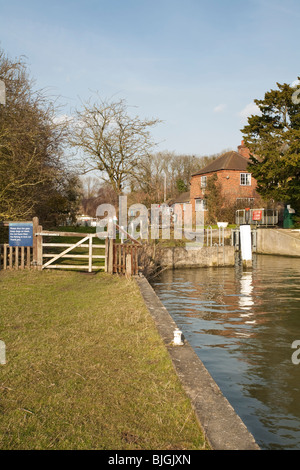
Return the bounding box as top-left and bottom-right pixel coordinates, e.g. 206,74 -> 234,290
0,270 -> 208,450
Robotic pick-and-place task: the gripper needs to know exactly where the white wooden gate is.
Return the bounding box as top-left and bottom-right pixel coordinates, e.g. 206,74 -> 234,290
39,230 -> 107,272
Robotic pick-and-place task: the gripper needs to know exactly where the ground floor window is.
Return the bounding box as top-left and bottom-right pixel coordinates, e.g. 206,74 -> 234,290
195,198 -> 207,211
236,197 -> 255,208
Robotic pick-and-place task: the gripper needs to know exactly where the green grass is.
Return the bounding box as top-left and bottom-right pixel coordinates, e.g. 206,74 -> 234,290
0,270 -> 208,450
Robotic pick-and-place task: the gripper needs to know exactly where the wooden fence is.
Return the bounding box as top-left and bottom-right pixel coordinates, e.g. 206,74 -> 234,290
105,225 -> 142,276
108,240 -> 139,275
0,244 -> 32,270
1,218 -> 142,276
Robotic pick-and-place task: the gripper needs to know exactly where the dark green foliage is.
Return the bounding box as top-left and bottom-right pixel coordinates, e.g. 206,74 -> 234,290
176,178 -> 188,193
241,79 -> 300,212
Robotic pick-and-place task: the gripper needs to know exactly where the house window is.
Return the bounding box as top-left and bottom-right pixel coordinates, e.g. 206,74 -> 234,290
236,198 -> 255,208
240,173 -> 251,186
201,176 -> 207,188
195,199 -> 207,211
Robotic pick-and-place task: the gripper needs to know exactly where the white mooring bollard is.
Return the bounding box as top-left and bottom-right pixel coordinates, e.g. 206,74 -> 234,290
173,328 -> 183,346
0,340 -> 6,365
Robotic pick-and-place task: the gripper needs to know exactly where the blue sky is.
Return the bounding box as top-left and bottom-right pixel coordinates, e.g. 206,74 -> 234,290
1,0 -> 299,155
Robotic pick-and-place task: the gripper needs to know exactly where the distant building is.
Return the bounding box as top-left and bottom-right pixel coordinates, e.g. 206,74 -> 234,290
168,191 -> 191,213
190,141 -> 259,216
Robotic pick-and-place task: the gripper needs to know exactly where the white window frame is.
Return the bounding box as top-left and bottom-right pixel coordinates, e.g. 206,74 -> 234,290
195,198 -> 207,211
240,173 -> 251,186
201,175 -> 207,188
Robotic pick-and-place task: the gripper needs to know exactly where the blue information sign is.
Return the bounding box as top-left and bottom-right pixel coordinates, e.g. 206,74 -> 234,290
9,223 -> 33,247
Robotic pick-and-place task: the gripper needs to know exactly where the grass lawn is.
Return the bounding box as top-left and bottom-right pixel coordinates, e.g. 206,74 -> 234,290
0,270 -> 208,450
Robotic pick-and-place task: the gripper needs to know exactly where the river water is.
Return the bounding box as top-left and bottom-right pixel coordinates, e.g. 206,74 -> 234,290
151,255 -> 300,450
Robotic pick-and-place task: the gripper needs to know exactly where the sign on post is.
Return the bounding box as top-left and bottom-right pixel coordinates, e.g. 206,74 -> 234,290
252,210 -> 263,222
9,223 -> 33,247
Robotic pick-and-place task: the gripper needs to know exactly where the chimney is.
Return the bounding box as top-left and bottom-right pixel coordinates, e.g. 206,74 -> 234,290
238,140 -> 251,159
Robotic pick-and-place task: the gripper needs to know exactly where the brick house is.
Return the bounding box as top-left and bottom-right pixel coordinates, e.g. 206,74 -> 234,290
190,141 -> 259,217
168,191 -> 191,212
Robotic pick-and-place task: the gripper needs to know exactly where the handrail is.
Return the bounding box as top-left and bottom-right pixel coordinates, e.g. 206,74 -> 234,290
36,231 -> 104,238
115,223 -> 142,246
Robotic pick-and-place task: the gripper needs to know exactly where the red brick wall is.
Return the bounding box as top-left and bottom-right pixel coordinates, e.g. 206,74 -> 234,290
190,170 -> 258,214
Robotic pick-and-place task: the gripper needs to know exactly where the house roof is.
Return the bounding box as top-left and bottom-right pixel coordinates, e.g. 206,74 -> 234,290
174,191 -> 190,203
191,151 -> 250,176
167,191 -> 190,206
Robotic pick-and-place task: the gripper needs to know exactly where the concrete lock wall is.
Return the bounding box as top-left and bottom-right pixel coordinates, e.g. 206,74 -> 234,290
159,245 -> 235,269
256,229 -> 300,257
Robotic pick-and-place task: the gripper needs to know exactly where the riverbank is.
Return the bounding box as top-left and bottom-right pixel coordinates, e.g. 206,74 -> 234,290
0,270 -> 208,450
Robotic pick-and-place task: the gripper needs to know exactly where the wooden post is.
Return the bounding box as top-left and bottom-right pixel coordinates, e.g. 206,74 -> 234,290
36,225 -> 43,270
20,246 -> 25,270
105,237 -> 108,272
9,246 -> 13,270
3,244 -> 7,270
134,245 -> 138,275
126,253 -> 132,277
15,246 -> 19,269
32,217 -> 39,269
108,238 -> 114,274
26,246 -> 31,269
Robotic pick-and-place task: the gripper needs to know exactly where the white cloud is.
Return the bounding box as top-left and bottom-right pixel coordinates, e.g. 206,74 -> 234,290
290,79 -> 300,88
213,103 -> 226,113
238,102 -> 261,121
52,114 -> 74,125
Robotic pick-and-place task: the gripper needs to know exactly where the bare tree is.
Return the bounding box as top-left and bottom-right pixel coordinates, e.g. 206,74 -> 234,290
81,176 -> 102,199
70,96 -> 162,195
130,151 -> 220,204
0,48 -> 81,224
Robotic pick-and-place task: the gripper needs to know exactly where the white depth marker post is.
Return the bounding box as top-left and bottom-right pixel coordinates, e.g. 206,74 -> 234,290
240,224 -> 252,269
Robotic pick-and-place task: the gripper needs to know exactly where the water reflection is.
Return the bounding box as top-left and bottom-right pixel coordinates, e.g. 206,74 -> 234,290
239,271 -> 254,311
152,255 -> 300,450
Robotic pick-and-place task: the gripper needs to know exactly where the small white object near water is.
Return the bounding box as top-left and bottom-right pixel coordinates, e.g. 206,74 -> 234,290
173,328 -> 183,346
0,340 -> 6,365
217,222 -> 228,228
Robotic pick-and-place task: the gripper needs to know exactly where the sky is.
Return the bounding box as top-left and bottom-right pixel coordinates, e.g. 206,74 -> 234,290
0,0 -> 300,156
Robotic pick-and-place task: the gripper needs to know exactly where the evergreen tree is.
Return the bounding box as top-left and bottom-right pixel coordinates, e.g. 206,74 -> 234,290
241,79 -> 300,211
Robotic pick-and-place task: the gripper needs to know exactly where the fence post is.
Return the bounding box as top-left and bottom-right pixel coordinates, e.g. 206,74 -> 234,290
88,234 -> 93,273
9,246 -> 13,269
36,224 -> 43,270
105,237 -> 108,272
108,238 -> 114,274
32,217 -> 39,269
126,253 -> 132,277
3,244 -> 7,270
15,246 -> 19,269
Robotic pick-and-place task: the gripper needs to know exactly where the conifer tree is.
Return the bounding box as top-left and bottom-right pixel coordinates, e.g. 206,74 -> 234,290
241,79 -> 300,211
